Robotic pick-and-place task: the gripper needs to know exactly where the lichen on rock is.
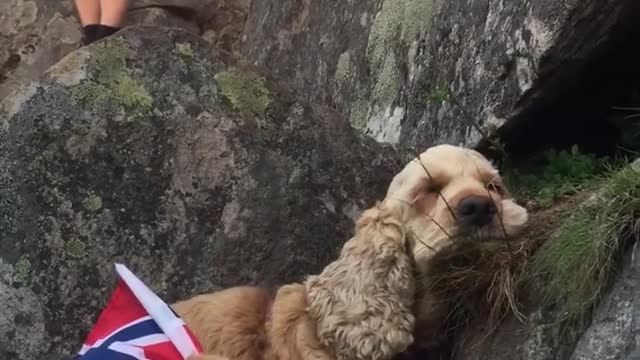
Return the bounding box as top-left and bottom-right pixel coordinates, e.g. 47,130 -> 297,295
214,68 -> 272,119
175,42 -> 195,58
70,38 -> 153,117
360,0 -> 435,140
12,257 -> 31,284
81,191 -> 102,212
64,237 -> 86,259
334,51 -> 352,88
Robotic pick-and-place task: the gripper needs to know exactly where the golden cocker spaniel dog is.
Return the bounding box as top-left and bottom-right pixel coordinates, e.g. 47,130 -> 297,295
384,144 -> 529,352
171,144 -> 528,360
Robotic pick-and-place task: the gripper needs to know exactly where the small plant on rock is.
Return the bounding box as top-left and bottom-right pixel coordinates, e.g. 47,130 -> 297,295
504,146 -> 610,207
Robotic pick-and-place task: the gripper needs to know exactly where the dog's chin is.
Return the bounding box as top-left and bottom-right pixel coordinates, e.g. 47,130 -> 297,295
455,224 -> 508,243
455,207 -> 529,242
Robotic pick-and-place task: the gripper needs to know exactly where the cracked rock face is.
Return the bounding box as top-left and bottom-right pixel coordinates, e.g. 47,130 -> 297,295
569,245 -> 640,360
0,27 -> 403,359
238,0 -> 635,150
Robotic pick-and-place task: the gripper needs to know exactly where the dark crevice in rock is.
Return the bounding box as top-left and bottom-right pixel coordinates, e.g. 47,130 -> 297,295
479,0 -> 640,162
0,53 -> 21,83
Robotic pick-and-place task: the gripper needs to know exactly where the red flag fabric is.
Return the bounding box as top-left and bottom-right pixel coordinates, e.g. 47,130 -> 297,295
77,264 -> 203,360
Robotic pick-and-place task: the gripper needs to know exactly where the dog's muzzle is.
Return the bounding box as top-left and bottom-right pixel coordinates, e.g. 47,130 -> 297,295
456,195 -> 496,228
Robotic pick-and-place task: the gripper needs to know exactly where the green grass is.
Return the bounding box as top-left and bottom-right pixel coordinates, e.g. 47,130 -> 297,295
531,161 -> 640,327
504,147 -> 611,207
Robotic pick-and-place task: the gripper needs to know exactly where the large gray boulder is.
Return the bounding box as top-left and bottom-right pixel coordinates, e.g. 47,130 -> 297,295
569,242 -> 640,360
0,0 -> 211,101
238,0 -> 638,153
0,26 -> 403,359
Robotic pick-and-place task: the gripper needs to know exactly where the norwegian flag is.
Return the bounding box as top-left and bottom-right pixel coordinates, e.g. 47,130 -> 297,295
76,264 -> 203,359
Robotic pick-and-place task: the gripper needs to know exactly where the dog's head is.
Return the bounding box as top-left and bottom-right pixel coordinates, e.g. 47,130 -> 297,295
384,144 -> 528,273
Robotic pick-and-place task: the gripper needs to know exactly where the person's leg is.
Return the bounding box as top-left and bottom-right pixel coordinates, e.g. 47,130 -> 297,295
94,0 -> 130,41
74,0 -> 100,26
100,0 -> 130,27
73,0 -> 101,45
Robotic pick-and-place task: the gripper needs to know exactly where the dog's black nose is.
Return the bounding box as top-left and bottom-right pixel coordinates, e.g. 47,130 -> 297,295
456,196 -> 496,227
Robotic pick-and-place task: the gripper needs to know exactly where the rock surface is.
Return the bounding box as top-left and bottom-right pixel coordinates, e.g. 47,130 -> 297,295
569,244 -> 640,360
5,0 -> 638,150
449,280 -> 582,360
238,0 -> 638,153
0,27 -> 403,359
0,0 -> 214,101
0,0 -> 81,100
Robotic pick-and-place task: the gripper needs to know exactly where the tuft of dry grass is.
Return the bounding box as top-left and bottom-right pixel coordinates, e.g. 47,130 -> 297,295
421,235 -> 535,348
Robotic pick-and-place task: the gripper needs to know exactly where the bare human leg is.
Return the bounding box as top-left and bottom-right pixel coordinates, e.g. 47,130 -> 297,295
74,0 -> 100,26
73,0 -> 101,45
99,0 -> 130,28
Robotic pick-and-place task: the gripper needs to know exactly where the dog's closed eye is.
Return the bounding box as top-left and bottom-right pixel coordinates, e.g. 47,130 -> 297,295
485,180 -> 505,196
426,183 -> 443,194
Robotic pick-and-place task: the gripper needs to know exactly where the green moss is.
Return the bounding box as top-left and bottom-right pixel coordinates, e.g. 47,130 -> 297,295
13,257 -> 31,284
65,237 -> 86,259
82,191 -> 103,212
214,68 -> 271,119
175,42 -> 194,58
71,38 -> 153,116
364,0 -> 435,116
532,161 -> 640,327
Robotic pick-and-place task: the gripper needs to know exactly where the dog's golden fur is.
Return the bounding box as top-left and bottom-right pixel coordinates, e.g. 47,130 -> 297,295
305,204 -> 415,360
173,200 -> 415,360
171,144 -> 529,360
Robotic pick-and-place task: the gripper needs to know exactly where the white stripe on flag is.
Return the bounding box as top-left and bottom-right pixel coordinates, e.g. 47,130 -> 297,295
115,264 -> 200,359
127,333 -> 171,347
108,341 -> 150,360
78,316 -> 152,355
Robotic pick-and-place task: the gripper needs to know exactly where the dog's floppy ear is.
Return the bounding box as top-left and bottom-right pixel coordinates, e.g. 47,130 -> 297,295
386,171 -> 406,198
305,204 -> 415,360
